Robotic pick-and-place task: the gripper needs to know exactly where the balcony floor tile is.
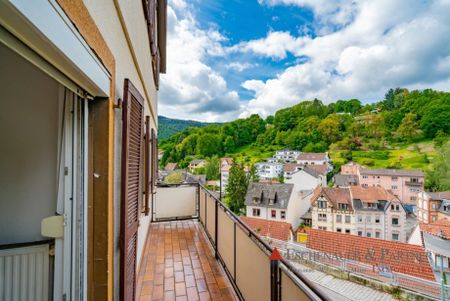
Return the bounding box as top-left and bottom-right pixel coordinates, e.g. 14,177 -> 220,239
137,220 -> 238,301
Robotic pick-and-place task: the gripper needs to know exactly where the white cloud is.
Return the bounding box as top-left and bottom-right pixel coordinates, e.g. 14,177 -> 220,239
225,62 -> 256,72
239,0 -> 450,117
229,31 -> 305,59
159,0 -> 241,122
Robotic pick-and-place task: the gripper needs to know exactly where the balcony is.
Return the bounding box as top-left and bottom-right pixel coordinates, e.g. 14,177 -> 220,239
137,183 -> 328,301
405,181 -> 423,187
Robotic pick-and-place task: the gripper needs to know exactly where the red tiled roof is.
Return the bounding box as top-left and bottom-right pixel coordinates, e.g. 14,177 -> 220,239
240,217 -> 292,241
283,163 -> 302,173
298,152 -> 327,161
306,229 -> 435,281
420,219 -> 450,240
350,186 -> 398,203
311,186 -> 353,210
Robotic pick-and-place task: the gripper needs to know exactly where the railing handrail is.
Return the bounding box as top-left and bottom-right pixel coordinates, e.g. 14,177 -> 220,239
198,183 -> 332,301
0,239 -> 54,250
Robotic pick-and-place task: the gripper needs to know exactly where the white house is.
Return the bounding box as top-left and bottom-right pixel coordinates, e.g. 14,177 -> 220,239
284,165 -> 327,187
297,152 -> 333,172
256,162 -> 283,180
274,149 -> 301,163
220,157 -> 233,193
245,182 -> 308,230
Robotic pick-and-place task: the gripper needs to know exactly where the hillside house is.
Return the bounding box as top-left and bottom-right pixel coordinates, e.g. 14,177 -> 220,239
297,152 -> 333,172
256,162 -> 284,180
274,148 -> 301,163
188,158 -> 207,172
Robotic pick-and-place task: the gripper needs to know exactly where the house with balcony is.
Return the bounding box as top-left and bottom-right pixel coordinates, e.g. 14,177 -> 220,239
416,191 -> 450,224
220,157 -> 233,193
339,162 -> 425,204
274,148 -> 301,163
256,161 -> 284,180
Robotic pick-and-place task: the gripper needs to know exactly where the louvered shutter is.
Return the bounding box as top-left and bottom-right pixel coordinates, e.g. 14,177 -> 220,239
148,0 -> 157,56
120,79 -> 144,301
144,116 -> 150,215
150,128 -> 158,196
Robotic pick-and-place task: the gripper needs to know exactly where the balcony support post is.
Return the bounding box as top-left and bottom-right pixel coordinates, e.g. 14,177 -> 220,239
215,199 -> 219,260
270,248 -> 282,301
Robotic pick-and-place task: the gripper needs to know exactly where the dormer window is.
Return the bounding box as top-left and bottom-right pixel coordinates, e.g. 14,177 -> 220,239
318,200 -> 327,209
338,203 -> 349,210
366,203 -> 376,209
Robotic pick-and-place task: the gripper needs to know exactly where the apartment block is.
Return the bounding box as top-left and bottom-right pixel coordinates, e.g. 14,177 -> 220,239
256,162 -> 284,180
340,162 -> 424,204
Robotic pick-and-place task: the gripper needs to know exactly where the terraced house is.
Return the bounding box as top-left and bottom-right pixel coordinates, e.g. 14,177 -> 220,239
0,1 -> 328,301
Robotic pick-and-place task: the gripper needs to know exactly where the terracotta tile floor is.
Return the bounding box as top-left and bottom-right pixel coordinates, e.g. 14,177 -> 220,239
137,220 -> 238,301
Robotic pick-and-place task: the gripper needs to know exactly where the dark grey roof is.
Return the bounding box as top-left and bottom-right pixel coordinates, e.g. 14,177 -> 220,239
245,182 -> 294,209
360,168 -> 424,177
334,174 -> 359,187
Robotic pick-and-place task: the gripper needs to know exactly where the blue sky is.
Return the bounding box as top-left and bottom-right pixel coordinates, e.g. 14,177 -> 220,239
159,0 -> 450,122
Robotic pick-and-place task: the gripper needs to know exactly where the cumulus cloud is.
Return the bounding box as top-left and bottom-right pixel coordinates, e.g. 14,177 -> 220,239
239,0 -> 450,117
159,0 -> 241,122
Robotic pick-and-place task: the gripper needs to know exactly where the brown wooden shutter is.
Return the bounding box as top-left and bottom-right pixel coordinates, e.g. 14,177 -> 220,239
120,79 -> 145,301
150,128 -> 158,196
148,0 -> 157,56
143,116 -> 150,215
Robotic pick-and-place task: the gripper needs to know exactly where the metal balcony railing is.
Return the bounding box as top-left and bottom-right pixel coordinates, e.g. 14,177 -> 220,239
153,183 -> 330,301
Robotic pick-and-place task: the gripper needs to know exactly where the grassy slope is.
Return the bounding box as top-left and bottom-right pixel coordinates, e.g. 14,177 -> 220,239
329,140 -> 436,171
226,141 -> 435,171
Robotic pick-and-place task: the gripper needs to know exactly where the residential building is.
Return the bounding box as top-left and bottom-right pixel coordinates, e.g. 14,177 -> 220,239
340,162 -> 425,204
245,182 -> 308,231
351,186 -> 407,242
310,186 -> 411,242
220,157 -> 233,193
0,1 -> 166,300
417,191 -> 450,223
285,165 -> 327,189
420,220 -> 450,280
188,158 -> 207,172
297,152 -> 332,171
274,148 -> 301,162
256,162 -> 283,180
310,187 -> 355,234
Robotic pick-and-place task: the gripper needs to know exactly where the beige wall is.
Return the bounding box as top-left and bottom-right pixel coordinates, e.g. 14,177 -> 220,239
82,1 -> 160,298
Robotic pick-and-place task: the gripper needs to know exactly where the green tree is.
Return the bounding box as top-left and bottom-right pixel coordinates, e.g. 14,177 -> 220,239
396,113 -> 420,142
165,171 -> 183,184
205,156 -> 220,180
248,164 -> 259,183
420,104 -> 450,138
226,162 -> 249,214
223,136 -> 236,153
196,133 -> 222,157
426,142 -> 450,191
318,114 -> 341,143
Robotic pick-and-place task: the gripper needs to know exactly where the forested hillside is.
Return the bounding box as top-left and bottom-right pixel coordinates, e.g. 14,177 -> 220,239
158,116 -> 218,140
160,88 -> 450,179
